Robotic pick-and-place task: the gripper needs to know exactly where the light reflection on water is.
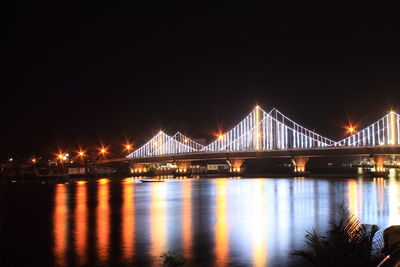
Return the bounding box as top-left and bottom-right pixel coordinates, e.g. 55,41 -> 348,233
121,178 -> 135,264
74,181 -> 88,266
181,179 -> 193,260
53,184 -> 68,267
48,174 -> 400,266
250,180 -> 267,267
150,182 -> 167,265
96,178 -> 110,264
214,179 -> 228,267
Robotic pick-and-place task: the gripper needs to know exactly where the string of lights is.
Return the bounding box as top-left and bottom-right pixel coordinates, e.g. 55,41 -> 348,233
335,111 -> 400,146
172,132 -> 205,151
126,131 -> 201,158
126,107 -> 400,159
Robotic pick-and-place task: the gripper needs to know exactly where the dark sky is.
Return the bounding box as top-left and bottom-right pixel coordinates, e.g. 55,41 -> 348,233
3,1 -> 400,158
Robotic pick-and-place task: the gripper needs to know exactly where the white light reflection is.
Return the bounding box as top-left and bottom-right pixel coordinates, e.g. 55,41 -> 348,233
150,182 -> 167,264
214,179 -> 229,267
250,180 -> 267,267
388,176 -> 400,225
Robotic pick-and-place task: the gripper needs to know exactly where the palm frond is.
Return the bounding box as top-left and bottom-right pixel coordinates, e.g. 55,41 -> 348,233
293,203 -> 385,267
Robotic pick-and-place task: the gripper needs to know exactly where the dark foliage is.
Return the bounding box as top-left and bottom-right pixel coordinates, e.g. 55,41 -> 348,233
293,204 -> 384,267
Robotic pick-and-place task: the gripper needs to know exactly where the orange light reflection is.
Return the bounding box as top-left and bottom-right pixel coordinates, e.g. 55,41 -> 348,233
347,180 -> 358,217
182,181 -> 193,260
75,181 -> 88,265
54,184 -> 68,267
96,178 -> 110,264
214,179 -> 229,267
122,178 -> 135,263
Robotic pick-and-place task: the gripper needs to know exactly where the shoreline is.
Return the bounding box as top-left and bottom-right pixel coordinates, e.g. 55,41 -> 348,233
1,171 -> 396,183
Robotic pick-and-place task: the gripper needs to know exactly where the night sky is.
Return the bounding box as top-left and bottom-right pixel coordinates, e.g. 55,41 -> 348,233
3,1 -> 400,159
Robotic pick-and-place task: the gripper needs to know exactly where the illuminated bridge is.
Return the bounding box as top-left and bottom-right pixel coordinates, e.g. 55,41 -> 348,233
101,107 -> 400,175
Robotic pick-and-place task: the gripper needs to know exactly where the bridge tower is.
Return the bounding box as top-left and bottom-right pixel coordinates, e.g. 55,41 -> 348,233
254,106 -> 263,150
389,111 -> 398,145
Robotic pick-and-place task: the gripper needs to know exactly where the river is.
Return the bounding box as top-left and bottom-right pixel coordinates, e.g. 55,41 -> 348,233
1,174 -> 399,266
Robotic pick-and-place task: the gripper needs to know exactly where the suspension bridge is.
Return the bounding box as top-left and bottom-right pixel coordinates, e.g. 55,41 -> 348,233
100,106 -> 400,174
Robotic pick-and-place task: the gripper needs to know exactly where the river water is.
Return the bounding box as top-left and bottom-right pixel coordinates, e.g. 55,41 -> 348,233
1,174 -> 399,266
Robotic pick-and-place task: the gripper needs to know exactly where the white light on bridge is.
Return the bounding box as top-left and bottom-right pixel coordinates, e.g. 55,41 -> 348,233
125,107 -> 400,159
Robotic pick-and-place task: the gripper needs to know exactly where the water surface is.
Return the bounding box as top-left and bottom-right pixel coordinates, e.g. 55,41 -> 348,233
1,175 -> 399,266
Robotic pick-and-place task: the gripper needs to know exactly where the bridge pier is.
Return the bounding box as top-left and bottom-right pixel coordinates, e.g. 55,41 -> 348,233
371,155 -> 389,177
226,159 -> 245,174
175,161 -> 191,175
131,163 -> 148,175
291,156 -> 310,176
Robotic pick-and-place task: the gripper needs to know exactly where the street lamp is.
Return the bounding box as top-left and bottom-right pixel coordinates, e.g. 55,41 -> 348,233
99,147 -> 107,159
124,143 -> 133,156
348,126 -> 355,135
125,143 -> 132,152
77,150 -> 86,162
57,152 -> 68,161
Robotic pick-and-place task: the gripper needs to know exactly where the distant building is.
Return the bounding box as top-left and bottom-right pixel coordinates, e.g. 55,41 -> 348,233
68,167 -> 86,176
88,166 -> 112,175
207,164 -> 229,173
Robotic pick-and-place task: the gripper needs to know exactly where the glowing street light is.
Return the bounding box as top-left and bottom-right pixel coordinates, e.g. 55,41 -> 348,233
348,126 -> 355,134
31,158 -> 37,164
57,152 -> 68,164
99,147 -> 108,159
124,143 -> 132,151
77,150 -> 86,160
124,143 -> 133,156
219,135 -> 224,140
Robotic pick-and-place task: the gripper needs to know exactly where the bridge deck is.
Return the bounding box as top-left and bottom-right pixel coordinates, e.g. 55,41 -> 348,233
98,145 -> 400,164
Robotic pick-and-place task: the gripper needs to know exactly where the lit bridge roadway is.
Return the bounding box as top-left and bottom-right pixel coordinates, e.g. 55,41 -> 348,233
100,145 -> 400,163
99,107 -> 400,174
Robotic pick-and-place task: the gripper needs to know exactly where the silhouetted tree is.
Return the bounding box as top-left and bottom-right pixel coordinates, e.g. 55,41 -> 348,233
293,203 -> 384,267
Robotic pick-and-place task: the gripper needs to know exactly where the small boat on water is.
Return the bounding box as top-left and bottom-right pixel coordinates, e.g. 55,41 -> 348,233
139,179 -> 165,183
